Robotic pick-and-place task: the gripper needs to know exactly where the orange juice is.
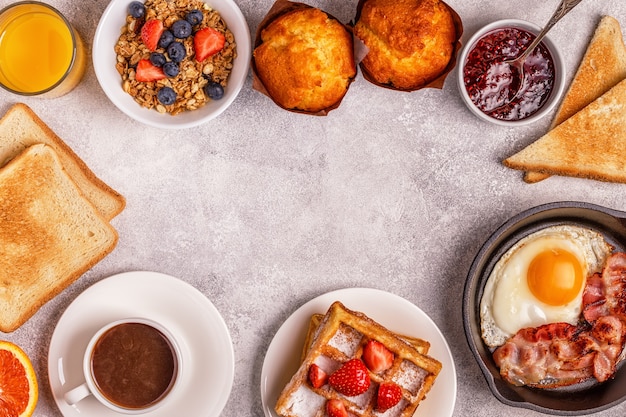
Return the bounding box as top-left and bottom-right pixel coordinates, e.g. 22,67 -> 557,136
0,2 -> 85,96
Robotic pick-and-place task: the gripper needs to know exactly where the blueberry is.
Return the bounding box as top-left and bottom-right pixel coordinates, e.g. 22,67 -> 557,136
157,87 -> 176,105
158,30 -> 174,49
171,20 -> 192,39
204,82 -> 224,100
163,62 -> 179,77
128,1 -> 145,19
166,41 -> 186,62
185,10 -> 204,26
149,52 -> 166,67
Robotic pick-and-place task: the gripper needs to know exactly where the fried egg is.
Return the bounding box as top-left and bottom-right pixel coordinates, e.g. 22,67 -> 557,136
480,224 -> 613,348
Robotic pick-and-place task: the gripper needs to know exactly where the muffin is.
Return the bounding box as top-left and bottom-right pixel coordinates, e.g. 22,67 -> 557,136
354,0 -> 459,90
253,7 -> 356,113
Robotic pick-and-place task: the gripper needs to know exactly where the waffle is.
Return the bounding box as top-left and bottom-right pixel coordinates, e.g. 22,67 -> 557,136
301,314 -> 431,362
276,301 -> 442,417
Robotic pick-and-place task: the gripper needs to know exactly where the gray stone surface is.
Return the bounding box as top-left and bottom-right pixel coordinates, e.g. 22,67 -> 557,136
2,0 -> 626,416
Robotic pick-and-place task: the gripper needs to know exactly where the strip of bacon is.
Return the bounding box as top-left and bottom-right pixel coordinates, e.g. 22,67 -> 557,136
592,315 -> 625,381
602,252 -> 626,319
582,272 -> 606,322
493,323 -> 592,387
494,317 -> 625,387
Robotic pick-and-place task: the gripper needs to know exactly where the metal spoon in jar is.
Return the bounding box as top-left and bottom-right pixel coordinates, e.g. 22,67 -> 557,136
502,0 -> 584,104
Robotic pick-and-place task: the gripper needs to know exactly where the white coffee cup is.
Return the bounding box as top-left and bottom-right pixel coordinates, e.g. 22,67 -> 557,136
64,317 -> 182,414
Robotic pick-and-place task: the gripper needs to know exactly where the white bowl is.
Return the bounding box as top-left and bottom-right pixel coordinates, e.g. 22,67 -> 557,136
93,0 -> 251,130
457,19 -> 566,127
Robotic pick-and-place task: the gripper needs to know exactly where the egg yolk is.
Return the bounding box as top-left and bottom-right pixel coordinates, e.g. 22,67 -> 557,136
527,248 -> 584,306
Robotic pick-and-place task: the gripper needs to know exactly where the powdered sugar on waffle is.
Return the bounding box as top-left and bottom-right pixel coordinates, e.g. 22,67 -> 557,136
348,383 -> 377,411
392,360 -> 429,395
328,323 -> 363,357
313,354 -> 341,375
284,385 -> 326,417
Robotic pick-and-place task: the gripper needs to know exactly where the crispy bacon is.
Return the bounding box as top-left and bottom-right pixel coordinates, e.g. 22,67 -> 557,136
494,323 -> 591,387
583,272 -> 605,305
583,253 -> 626,323
592,315 -> 625,381
493,317 -> 625,387
602,252 -> 626,319
493,252 -> 626,388
582,272 -> 606,322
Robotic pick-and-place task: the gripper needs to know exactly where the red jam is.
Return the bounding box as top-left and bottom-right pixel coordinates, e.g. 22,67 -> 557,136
463,27 -> 555,121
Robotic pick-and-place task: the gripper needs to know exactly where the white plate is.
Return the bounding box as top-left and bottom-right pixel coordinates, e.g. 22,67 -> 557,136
48,271 -> 234,417
260,288 -> 457,417
93,0 -> 251,129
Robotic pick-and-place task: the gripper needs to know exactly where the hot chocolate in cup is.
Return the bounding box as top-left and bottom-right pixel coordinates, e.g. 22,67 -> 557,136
64,318 -> 182,414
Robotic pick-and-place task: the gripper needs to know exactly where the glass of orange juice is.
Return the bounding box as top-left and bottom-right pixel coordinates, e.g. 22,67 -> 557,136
0,1 -> 86,97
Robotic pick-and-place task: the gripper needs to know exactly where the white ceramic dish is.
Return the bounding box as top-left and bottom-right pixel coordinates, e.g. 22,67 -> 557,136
260,288 -> 457,417
457,19 -> 566,127
48,271 -> 234,417
93,0 -> 251,129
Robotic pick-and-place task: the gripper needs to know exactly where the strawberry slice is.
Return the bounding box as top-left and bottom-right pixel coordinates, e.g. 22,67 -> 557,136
193,27 -> 225,61
326,399 -> 348,417
135,59 -> 165,82
376,382 -> 402,411
308,364 -> 328,388
362,340 -> 394,373
328,359 -> 370,396
141,19 -> 164,51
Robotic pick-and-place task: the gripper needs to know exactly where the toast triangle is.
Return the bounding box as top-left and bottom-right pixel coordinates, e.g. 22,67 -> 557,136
0,144 -> 119,332
504,78 -> 626,183
523,15 -> 626,183
0,103 -> 125,219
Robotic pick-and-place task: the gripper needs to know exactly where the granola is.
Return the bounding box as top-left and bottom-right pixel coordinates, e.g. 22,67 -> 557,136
114,0 -> 236,115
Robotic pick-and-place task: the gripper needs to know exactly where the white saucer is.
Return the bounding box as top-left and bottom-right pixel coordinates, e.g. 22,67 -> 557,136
48,271 -> 234,417
260,288 -> 457,417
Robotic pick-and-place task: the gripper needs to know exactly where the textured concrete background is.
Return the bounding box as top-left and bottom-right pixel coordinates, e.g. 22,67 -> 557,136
2,0 -> 626,416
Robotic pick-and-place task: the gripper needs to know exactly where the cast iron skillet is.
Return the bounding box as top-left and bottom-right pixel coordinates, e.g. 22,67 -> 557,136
463,201 -> 626,415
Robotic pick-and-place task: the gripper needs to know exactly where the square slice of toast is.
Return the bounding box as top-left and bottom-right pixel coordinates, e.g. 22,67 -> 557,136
0,144 -> 119,332
276,301 -> 441,417
522,16 -> 626,183
0,103 -> 125,220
